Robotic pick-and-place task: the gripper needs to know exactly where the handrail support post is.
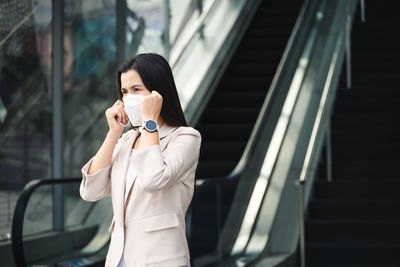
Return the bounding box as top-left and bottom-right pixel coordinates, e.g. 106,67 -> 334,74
297,180 -> 306,267
216,183 -> 222,264
360,0 -> 366,23
345,12 -> 352,89
326,113 -> 333,182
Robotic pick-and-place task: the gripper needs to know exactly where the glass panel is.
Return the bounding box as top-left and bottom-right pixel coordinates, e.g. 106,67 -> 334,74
60,2 -> 117,262
169,0 -> 192,44
0,0 -> 52,239
22,182 -> 109,265
24,185 -> 53,236
63,0 -> 118,177
169,0 -> 213,46
127,0 -> 165,56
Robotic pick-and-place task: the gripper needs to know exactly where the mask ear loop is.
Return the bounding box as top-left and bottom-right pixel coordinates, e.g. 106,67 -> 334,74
117,118 -> 129,127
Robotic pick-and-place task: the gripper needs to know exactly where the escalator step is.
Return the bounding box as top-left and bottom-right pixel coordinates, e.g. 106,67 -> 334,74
219,77 -> 271,90
227,63 -> 278,76
335,85 -> 400,94
335,96 -> 400,107
247,27 -> 296,36
239,38 -> 287,50
333,160 -> 400,178
333,112 -> 400,126
260,7 -> 302,16
306,220 -> 400,244
236,50 -> 284,61
197,123 -> 253,141
308,200 -> 400,221
332,143 -> 400,160
351,73 -> 399,84
332,125 -> 400,143
313,180 -> 400,199
208,91 -> 266,107
201,107 -> 260,123
253,17 -> 300,26
306,243 -> 400,266
200,141 -> 247,160
197,160 -> 237,178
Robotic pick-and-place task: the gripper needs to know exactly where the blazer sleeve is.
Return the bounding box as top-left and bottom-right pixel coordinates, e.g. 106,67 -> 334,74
132,127 -> 201,193
79,132 -> 128,201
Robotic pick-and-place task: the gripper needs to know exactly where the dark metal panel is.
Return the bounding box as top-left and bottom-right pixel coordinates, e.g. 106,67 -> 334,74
52,0 -> 64,231
116,0 -> 127,66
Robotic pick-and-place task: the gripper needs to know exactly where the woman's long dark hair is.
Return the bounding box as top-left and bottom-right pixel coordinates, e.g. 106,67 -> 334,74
116,53 -> 187,127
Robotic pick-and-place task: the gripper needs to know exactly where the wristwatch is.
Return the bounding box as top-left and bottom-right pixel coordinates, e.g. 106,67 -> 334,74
142,119 -> 159,132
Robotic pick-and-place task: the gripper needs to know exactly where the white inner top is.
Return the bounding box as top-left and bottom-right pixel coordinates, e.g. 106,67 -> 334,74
124,149 -> 138,201
117,149 -> 138,267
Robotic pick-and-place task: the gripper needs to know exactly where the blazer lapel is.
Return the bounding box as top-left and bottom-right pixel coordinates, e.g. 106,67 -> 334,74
123,124 -> 177,207
124,164 -> 137,203
158,124 -> 177,139
115,129 -> 139,221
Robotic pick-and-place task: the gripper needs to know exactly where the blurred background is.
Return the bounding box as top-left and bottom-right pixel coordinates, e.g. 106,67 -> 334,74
1,0 -> 400,266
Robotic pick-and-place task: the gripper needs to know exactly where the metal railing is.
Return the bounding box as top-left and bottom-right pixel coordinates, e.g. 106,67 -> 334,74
297,32 -> 343,267
11,177 -> 102,267
297,1 -> 365,266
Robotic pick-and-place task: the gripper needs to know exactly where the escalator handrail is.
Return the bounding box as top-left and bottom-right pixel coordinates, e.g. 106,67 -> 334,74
195,0 -> 311,190
11,177 -> 81,267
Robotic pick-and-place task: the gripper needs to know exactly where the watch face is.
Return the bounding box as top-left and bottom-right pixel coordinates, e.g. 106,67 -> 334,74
145,120 -> 157,131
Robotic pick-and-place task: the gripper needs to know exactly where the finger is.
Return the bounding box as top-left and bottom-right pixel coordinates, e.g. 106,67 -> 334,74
152,90 -> 161,97
122,106 -> 128,123
115,106 -> 124,123
154,91 -> 162,101
116,110 -> 124,123
117,106 -> 127,123
115,100 -> 124,107
110,106 -> 120,117
122,107 -> 128,123
106,107 -> 116,118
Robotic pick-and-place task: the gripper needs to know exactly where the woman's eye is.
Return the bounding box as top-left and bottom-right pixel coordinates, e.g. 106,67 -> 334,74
121,90 -> 127,94
134,88 -> 140,92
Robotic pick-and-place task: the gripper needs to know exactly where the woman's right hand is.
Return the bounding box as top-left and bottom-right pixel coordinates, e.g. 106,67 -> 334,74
105,100 -> 128,136
88,100 -> 127,175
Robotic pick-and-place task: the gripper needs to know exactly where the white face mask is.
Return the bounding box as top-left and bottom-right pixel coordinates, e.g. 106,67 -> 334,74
124,94 -> 145,127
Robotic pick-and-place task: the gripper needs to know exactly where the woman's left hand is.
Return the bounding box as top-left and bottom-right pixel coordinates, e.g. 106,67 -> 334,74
141,90 -> 163,121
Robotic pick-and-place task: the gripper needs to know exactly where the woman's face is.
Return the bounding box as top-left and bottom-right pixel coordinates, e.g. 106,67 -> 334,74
120,69 -> 151,99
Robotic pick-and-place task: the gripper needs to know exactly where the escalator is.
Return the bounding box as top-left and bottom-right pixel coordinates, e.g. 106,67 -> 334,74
190,0 -> 303,259
305,2 -> 400,266
196,0 -> 302,179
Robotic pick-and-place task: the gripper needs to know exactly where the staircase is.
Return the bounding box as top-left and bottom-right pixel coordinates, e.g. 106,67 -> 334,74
190,0 -> 303,259
306,1 -> 400,266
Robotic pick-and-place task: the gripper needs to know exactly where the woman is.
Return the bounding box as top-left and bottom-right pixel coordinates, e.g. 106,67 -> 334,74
80,53 -> 201,267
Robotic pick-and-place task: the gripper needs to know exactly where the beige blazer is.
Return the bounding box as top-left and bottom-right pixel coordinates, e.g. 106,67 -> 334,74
80,124 -> 201,267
